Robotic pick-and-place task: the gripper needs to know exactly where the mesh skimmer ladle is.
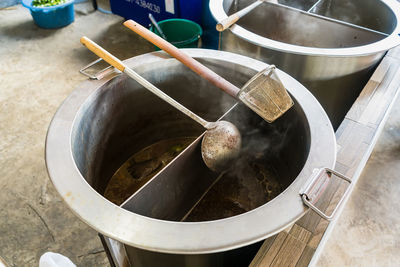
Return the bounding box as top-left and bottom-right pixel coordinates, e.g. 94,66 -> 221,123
124,19 -> 293,124
80,37 -> 241,172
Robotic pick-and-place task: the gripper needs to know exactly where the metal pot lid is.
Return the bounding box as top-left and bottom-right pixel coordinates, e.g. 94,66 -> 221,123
209,0 -> 400,57
45,49 -> 336,254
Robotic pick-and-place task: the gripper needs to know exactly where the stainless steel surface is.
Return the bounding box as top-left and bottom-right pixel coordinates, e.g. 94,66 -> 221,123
121,135 -> 218,221
101,236 -> 130,267
278,0 -> 319,10
300,167 -> 352,220
45,49 -> 335,257
124,66 -> 210,127
122,241 -> 264,267
210,0 -> 400,128
79,58 -> 114,80
309,0 -> 397,34
230,0 -> 263,20
307,0 -> 324,12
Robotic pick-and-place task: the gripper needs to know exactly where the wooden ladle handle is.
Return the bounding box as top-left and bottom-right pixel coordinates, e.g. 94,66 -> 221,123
123,20 -> 240,98
80,36 -> 125,72
216,0 -> 264,32
216,13 -> 241,32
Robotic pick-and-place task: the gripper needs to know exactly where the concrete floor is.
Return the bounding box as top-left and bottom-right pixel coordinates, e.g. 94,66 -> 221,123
0,3 -> 153,266
1,2 -> 400,267
315,93 -> 400,264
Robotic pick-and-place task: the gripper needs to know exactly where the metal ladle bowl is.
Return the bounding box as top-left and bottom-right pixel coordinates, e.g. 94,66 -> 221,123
202,120 -> 242,172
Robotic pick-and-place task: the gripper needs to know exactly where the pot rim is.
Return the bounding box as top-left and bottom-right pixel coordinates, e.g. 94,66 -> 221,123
45,49 -> 336,254
209,0 -> 400,57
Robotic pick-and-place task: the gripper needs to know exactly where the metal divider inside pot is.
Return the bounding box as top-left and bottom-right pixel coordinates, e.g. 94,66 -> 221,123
120,134 -> 217,221
278,0 -> 320,11
308,0 -> 396,34
100,105 -> 238,267
231,2 -> 386,49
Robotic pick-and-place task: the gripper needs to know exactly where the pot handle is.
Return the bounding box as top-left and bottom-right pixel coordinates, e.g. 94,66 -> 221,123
300,167 -> 352,220
79,58 -> 114,80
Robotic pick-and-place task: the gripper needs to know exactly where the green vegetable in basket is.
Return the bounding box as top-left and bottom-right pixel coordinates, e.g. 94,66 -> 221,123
32,0 -> 68,7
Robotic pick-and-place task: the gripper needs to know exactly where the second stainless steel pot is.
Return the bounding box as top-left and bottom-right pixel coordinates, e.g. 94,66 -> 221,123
210,0 -> 400,128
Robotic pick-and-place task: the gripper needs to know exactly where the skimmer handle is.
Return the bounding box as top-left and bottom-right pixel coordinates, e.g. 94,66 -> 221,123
123,20 -> 240,98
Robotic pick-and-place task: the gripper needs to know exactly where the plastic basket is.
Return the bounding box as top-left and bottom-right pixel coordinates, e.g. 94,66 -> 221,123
22,0 -> 74,29
150,18 -> 202,50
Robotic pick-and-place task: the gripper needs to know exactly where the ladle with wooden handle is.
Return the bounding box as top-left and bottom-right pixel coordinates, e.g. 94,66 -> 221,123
80,36 -> 241,172
216,0 -> 278,32
123,19 -> 293,123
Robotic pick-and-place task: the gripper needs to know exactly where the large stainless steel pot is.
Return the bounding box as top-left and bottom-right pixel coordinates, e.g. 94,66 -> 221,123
46,49 -> 336,266
210,0 -> 400,128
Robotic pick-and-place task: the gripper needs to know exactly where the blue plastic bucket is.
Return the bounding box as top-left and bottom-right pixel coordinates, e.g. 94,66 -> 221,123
22,0 -> 74,29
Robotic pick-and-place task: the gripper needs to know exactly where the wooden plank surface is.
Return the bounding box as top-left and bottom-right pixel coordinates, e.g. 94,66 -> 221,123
250,232 -> 288,267
387,45 -> 400,60
250,45 -> 400,267
270,234 -> 307,267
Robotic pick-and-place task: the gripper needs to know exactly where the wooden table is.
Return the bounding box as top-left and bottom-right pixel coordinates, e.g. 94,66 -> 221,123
250,45 -> 400,267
